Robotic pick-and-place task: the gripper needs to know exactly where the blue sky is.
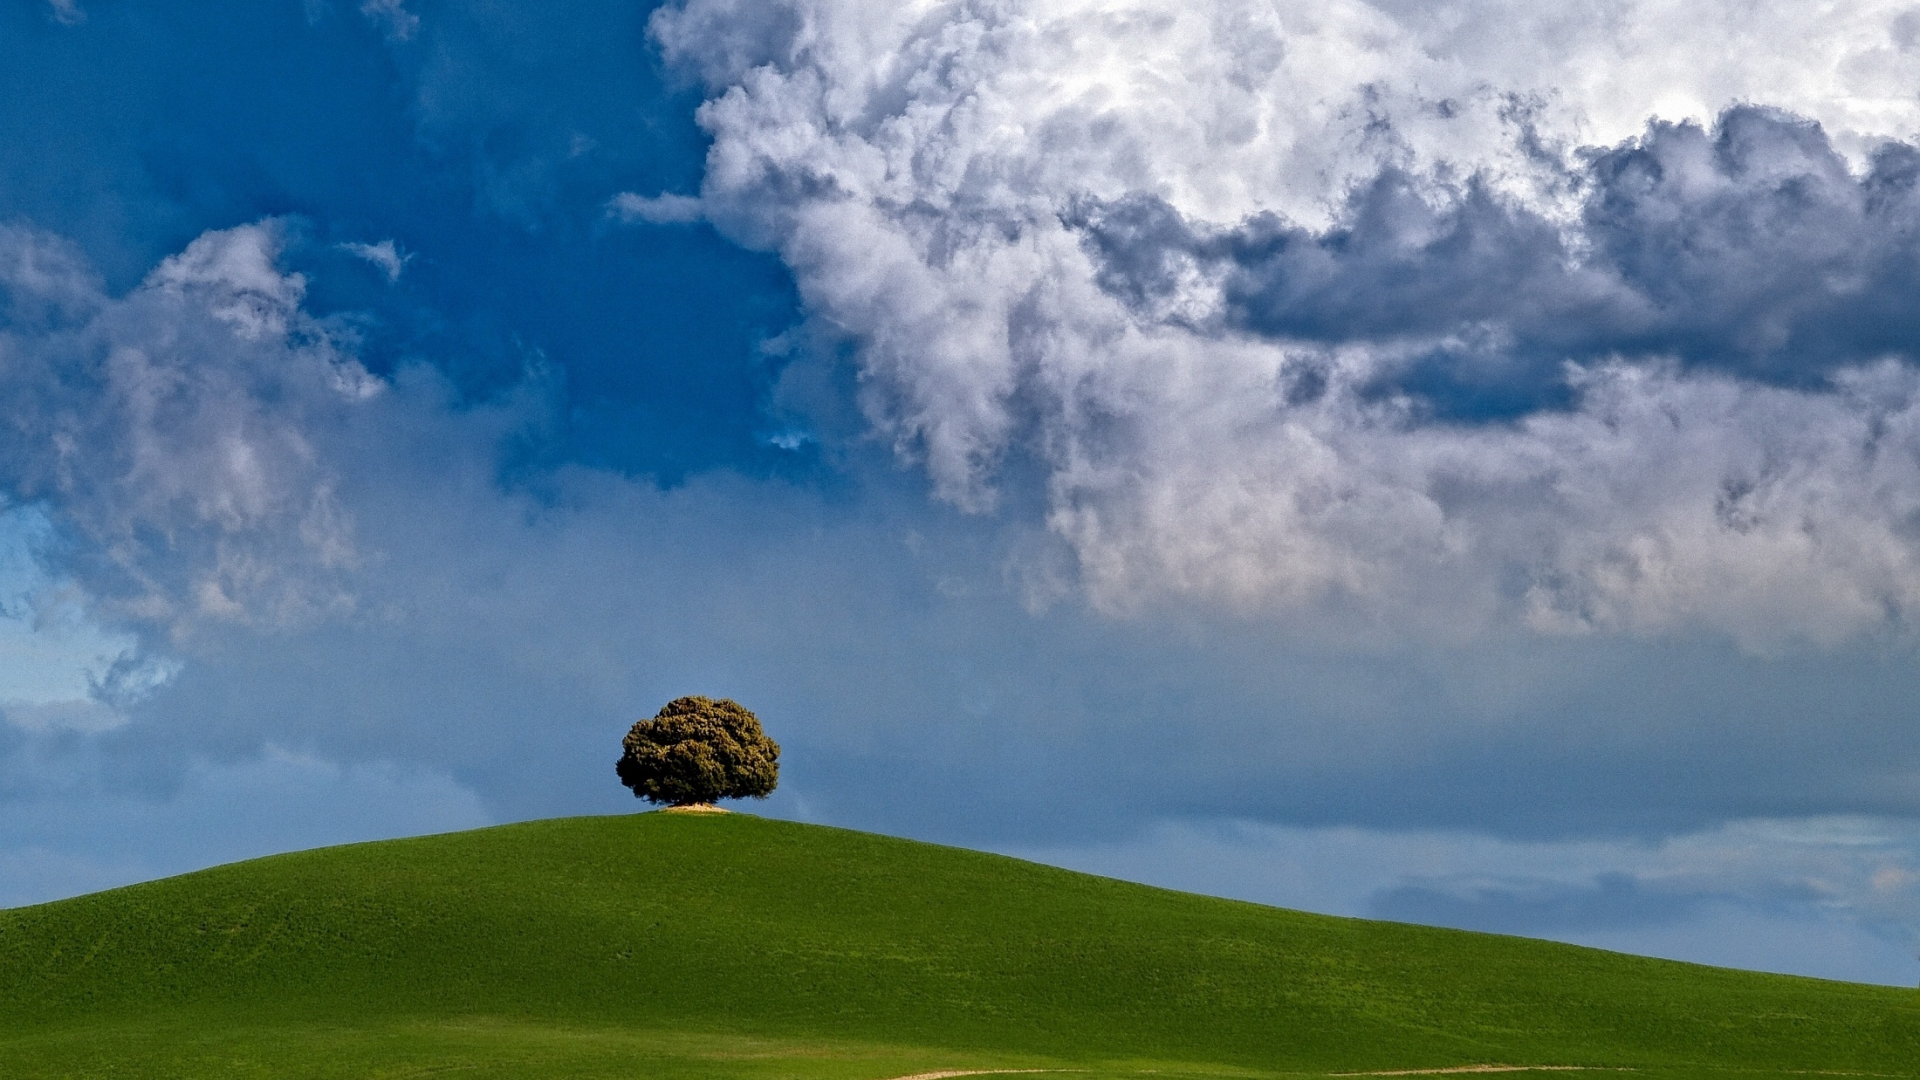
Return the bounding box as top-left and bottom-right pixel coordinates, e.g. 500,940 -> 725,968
5,0 -> 1920,986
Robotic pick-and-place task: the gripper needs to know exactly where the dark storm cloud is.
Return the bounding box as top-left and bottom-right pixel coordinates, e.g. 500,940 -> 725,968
1073,107 -> 1920,417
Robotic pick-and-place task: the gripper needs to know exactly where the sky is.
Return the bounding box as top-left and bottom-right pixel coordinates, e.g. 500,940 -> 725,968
4,0 -> 1920,986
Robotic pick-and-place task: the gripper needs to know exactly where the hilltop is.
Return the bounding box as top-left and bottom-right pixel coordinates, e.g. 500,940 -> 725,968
1,812 -> 1915,1079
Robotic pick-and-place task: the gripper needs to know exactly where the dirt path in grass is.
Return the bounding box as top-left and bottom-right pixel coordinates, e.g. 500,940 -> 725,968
880,1066 -> 1617,1079
1336,1060 -> 1620,1068
879,1071 -> 1062,1080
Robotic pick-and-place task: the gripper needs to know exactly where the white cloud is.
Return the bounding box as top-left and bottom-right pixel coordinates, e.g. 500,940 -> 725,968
339,239 -> 410,283
650,0 -> 1920,644
658,0 -> 1920,228
146,223 -> 311,341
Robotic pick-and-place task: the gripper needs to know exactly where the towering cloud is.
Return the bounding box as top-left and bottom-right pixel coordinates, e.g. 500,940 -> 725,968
648,0 -> 1920,642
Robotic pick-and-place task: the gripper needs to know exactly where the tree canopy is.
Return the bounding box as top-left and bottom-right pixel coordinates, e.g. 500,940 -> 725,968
616,696 -> 780,806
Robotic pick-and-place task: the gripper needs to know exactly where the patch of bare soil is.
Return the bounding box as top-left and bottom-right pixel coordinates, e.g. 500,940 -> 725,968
1336,1060 -> 1620,1068
661,804 -> 730,814
879,1071 -> 1061,1080
880,1066 -> 1620,1080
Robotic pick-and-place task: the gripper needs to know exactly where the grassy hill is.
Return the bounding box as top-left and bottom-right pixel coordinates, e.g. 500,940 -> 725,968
0,812 -> 1916,1079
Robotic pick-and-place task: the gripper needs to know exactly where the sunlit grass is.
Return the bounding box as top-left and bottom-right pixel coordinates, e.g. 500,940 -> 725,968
1,813 -> 1915,1078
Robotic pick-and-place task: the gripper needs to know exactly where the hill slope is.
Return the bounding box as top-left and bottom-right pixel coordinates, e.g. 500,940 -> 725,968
0,813 -> 1915,1079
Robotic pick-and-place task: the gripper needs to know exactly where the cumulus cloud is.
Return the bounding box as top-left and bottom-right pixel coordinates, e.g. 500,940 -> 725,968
652,0 -> 1920,643
1074,108 -> 1920,387
0,221 -> 380,636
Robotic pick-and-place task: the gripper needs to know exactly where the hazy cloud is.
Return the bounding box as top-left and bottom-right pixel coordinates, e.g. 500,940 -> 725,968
359,0 -> 417,42
1012,815 -> 1920,983
0,221 -> 379,635
609,191 -> 705,225
0,745 -> 489,908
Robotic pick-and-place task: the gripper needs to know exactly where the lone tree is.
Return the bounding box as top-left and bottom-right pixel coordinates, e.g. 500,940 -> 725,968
616,696 -> 780,807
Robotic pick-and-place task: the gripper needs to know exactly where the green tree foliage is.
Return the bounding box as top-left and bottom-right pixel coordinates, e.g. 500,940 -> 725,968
616,696 -> 780,806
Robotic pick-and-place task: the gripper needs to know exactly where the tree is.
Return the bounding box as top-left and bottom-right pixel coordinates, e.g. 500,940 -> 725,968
616,696 -> 780,806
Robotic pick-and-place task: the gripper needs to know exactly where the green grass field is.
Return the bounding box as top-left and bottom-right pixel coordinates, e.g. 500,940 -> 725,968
1,812 -> 1915,1079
